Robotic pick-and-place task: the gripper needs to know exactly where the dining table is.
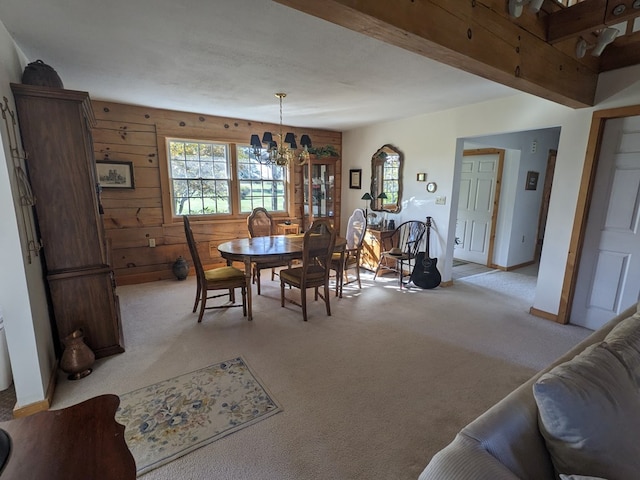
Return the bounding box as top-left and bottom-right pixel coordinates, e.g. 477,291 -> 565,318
218,234 -> 346,320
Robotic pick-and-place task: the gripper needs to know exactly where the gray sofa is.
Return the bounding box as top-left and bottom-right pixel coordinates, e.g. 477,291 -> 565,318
419,302 -> 640,480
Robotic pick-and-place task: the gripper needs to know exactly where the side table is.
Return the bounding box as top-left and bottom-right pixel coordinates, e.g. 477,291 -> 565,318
277,223 -> 300,235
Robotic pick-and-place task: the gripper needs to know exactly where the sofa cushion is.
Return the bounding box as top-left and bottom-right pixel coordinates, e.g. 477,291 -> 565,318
602,314 -> 640,388
533,343 -> 640,478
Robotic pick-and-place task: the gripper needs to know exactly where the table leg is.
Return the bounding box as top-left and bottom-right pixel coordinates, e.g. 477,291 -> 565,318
244,258 -> 253,320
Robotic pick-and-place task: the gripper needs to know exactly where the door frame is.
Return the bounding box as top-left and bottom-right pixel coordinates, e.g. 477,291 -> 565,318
535,150 -> 556,261
557,104 -> 640,324
459,148 -> 505,267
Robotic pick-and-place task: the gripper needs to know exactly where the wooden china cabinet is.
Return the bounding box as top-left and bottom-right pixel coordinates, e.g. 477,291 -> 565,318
11,84 -> 124,359
303,155 -> 340,231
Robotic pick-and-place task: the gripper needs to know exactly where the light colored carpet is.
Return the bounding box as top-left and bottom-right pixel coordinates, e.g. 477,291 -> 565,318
116,356 -> 281,476
51,269 -> 590,479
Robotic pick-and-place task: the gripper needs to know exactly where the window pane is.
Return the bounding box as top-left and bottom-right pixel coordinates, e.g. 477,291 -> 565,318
236,145 -> 286,213
168,139 -> 231,216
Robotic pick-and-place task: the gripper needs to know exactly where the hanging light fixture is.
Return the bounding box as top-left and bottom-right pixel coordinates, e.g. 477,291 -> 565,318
250,93 -> 312,167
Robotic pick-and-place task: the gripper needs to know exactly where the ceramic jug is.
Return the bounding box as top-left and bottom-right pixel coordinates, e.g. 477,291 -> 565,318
60,329 -> 95,380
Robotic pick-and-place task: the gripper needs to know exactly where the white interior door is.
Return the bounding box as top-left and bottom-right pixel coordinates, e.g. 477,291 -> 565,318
571,116 -> 640,329
455,152 -> 500,264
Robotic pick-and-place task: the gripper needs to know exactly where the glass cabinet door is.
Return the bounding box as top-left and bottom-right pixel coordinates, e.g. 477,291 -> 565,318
304,158 -> 336,228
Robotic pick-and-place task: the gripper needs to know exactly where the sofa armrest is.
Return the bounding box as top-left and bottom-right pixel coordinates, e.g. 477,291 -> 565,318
418,433 -> 520,480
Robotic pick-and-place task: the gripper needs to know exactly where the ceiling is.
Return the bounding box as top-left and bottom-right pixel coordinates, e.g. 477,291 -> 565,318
0,0 -> 520,131
3,1 -> 638,132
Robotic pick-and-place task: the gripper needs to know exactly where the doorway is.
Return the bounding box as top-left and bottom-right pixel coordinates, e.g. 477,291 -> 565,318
570,115 -> 640,329
451,128 -> 560,291
558,105 -> 640,325
454,148 -> 504,266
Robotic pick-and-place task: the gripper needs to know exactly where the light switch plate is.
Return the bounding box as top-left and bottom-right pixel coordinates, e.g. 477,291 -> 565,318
435,196 -> 446,205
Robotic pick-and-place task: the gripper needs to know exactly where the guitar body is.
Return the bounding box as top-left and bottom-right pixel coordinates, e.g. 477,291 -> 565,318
411,216 -> 441,289
411,252 -> 441,289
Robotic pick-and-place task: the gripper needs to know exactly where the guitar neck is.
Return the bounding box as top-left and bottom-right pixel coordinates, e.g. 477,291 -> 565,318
426,216 -> 432,257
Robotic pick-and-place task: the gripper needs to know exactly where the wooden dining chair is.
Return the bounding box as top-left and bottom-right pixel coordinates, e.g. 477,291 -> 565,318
247,207 -> 291,295
374,220 -> 426,288
183,216 -> 248,322
331,208 -> 367,297
280,218 -> 337,321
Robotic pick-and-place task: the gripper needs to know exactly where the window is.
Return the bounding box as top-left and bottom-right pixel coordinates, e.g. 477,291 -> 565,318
167,139 -> 287,218
168,139 -> 231,215
237,146 -> 286,213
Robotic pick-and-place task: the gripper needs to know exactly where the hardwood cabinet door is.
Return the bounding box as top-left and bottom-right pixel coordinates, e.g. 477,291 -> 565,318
360,228 -> 394,271
12,84 -> 123,358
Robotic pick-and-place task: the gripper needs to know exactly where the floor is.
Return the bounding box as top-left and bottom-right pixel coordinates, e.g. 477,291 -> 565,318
451,259 -> 539,280
0,383 -> 16,421
0,260 -> 539,421
451,259 -> 496,280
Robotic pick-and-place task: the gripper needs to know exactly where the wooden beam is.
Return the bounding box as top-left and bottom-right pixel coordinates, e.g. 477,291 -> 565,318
547,0 -> 607,43
599,41 -> 640,71
274,0 -> 597,108
548,0 -> 640,44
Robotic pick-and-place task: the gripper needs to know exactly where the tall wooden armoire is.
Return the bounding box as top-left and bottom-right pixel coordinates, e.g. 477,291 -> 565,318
11,84 -> 124,359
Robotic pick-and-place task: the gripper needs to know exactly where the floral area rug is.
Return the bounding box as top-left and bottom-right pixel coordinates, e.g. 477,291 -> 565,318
115,356 -> 281,476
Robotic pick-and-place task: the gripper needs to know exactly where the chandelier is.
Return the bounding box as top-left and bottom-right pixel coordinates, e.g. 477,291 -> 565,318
250,93 -> 312,167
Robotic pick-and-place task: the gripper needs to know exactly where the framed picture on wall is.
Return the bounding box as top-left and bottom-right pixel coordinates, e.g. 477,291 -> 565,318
525,171 -> 539,190
96,160 -> 135,189
349,168 -> 362,189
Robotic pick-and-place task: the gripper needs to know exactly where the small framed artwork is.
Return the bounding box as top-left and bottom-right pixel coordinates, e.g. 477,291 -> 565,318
349,168 -> 362,189
525,171 -> 539,191
96,160 -> 135,189
416,173 -> 426,182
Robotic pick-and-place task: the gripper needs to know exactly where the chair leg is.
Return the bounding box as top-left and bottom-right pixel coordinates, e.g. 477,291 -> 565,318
271,267 -> 276,281
280,278 -> 285,307
193,278 -> 201,313
256,268 -> 262,295
230,288 -> 236,302
197,289 -> 207,323
356,266 -> 362,289
324,282 -> 332,316
241,286 -> 247,317
301,287 -> 308,322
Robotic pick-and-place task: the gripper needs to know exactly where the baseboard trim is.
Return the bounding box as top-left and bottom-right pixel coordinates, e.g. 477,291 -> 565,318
529,307 -> 560,323
493,260 -> 536,272
13,360 -> 58,418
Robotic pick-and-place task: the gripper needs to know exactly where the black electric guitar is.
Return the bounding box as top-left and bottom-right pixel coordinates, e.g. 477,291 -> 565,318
410,217 -> 441,289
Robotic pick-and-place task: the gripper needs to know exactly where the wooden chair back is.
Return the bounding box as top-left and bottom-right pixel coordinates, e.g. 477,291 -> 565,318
247,207 -> 274,238
392,220 -> 427,256
302,218 -> 337,280
183,215 -> 205,284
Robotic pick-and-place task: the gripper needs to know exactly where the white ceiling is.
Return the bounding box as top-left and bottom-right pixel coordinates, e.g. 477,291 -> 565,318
0,0 -> 520,131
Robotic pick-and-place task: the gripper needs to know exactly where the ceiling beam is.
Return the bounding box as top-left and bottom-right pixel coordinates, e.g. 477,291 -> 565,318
274,0 -> 597,109
600,40 -> 640,71
547,0 -> 640,44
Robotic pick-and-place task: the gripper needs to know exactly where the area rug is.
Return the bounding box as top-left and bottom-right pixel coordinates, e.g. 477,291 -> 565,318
115,356 -> 282,476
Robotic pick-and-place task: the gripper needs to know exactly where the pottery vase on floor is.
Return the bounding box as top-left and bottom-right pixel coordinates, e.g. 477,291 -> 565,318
172,255 -> 189,280
60,329 -> 95,380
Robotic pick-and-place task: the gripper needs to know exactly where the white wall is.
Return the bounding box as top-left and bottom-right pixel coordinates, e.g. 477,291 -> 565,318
0,19 -> 56,407
342,65 -> 640,318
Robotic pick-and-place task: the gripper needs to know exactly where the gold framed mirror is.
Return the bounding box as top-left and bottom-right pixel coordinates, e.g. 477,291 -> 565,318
370,144 -> 403,213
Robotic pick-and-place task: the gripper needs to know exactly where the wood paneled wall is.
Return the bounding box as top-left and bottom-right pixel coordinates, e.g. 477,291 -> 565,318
91,101 -> 341,285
